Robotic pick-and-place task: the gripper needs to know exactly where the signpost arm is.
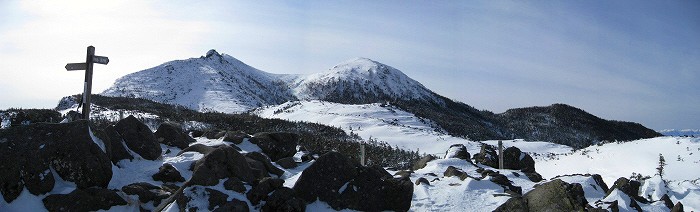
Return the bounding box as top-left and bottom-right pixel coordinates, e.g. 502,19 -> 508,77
82,46 -> 95,120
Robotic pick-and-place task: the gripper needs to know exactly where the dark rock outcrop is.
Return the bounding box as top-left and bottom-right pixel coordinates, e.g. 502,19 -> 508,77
103,125 -> 134,163
223,131 -> 251,144
189,145 -> 255,185
154,122 -> 194,149
608,177 -> 649,203
224,177 -> 247,193
121,182 -> 171,206
262,187 -> 306,212
245,152 -> 285,177
212,199 -> 249,212
293,152 -> 413,211
495,179 -> 588,211
444,166 -> 472,181
0,121 -> 112,203
473,144 -> 499,168
671,201 -> 684,212
246,177 -> 284,205
276,157 -> 297,169
250,132 -> 299,161
412,155 -> 436,170
444,144 -> 471,161
415,177 -> 430,186
114,115 -> 162,160
42,187 -> 127,212
152,163 -> 185,183
502,146 -> 536,173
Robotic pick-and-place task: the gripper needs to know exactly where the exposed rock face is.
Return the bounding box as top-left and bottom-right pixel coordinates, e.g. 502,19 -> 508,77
223,131 -> 251,144
250,132 -> 299,161
189,145 -> 255,185
671,201 -> 684,212
42,187 -> 127,211
495,179 -> 588,211
247,177 -> 284,205
114,115 -> 162,160
444,144 -> 471,161
121,182 -> 171,206
412,155 -> 436,170
103,125 -> 134,163
245,152 -> 285,177
473,144 -> 499,168
0,121 -> 112,203
276,157 -> 297,169
502,146 -> 536,173
608,177 -> 648,203
262,187 -> 306,212
154,122 -> 194,149
293,152 -> 413,211
224,177 -> 247,193
152,163 -> 185,183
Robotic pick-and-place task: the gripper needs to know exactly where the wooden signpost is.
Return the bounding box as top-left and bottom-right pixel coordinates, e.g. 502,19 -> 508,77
65,46 -> 109,121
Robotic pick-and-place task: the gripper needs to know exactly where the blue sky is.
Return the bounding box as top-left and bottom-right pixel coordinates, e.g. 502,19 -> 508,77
0,0 -> 698,130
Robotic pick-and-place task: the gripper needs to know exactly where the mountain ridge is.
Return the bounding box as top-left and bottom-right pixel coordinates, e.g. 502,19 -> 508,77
101,49 -> 661,148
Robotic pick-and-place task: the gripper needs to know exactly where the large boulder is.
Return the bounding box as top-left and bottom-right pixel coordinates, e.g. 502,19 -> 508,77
412,155 -> 436,170
42,187 -> 127,211
154,122 -> 194,149
152,163 -> 185,183
223,131 -> 251,144
121,182 -> 171,206
472,144 -> 499,168
245,152 -> 285,177
246,177 -> 284,205
103,125 -> 134,163
503,146 -> 536,173
0,121 -> 112,203
608,177 -> 648,203
114,115 -> 162,160
250,132 -> 299,161
262,187 -> 306,212
293,152 -> 413,211
495,179 -> 588,211
444,144 -> 471,161
189,145 -> 255,185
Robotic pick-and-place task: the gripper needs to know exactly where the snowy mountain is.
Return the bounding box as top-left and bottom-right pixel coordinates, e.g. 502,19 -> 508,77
659,129 -> 700,137
102,50 -> 295,113
287,57 -> 443,105
102,50 -> 659,148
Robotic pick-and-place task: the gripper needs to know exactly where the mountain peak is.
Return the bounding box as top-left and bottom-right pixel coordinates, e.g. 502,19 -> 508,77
205,49 -> 221,58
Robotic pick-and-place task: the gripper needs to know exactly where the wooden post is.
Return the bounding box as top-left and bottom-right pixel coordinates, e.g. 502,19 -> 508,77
65,46 -> 108,122
360,143 -> 366,166
82,46 -> 95,120
498,140 -> 504,169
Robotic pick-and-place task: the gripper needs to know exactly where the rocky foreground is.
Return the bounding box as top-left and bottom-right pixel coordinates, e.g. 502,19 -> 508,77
0,115 -> 689,211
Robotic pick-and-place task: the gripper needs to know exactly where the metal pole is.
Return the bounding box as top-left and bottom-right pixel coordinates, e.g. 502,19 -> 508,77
82,46 -> 95,120
498,140 -> 504,169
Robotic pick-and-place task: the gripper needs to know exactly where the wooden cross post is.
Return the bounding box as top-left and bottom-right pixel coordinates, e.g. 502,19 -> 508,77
65,46 -> 109,121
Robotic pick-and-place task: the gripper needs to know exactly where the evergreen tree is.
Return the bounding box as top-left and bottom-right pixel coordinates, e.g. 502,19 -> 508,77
657,153 -> 666,178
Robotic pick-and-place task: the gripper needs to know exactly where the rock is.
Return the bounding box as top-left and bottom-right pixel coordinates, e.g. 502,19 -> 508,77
276,157 -> 297,169
493,196 -> 528,212
250,132 -> 299,161
608,177 -> 649,203
444,166 -> 470,181
189,130 -> 204,138
121,182 -> 171,206
114,115 -> 162,160
473,144 -> 499,168
293,152 -> 413,211
206,188 -> 229,210
499,179 -> 588,212
444,144 -> 471,161
412,155 -> 436,170
661,194 -> 675,209
503,146 -> 536,173
212,199 -> 249,212
245,152 -> 285,177
204,129 -> 227,139
415,177 -> 430,186
524,172 -> 543,182
189,145 -> 255,186
671,201 -> 684,212
177,144 -> 216,156
152,163 -> 185,183
489,172 -> 522,195
0,121 -> 112,203
42,187 -> 127,212
247,177 -> 285,205
224,177 -> 247,193
262,187 -> 306,212
103,125 -> 134,163
223,131 -> 250,144
394,170 -> 413,180
246,158 -> 269,180
592,174 -> 610,193
154,122 -> 194,149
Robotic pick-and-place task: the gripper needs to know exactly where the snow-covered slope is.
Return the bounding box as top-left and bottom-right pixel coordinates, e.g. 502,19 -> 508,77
102,50 -> 295,113
287,58 -> 443,104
